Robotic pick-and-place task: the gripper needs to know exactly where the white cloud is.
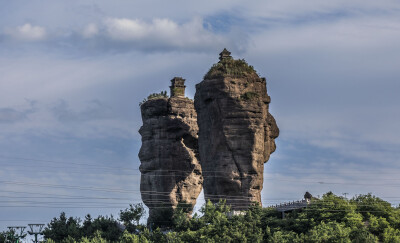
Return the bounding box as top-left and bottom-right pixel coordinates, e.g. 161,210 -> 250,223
82,23 -> 99,38
6,23 -> 46,41
0,16 -> 240,52
105,18 -> 149,40
102,17 -> 230,50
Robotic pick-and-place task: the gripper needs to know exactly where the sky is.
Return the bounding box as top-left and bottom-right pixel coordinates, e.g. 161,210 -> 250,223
1,0 -> 400,236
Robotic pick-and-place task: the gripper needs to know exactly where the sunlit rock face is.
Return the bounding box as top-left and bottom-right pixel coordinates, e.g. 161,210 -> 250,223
194,49 -> 279,210
139,78 -> 202,225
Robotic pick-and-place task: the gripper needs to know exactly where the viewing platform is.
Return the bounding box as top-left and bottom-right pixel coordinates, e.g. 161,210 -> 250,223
268,192 -> 313,218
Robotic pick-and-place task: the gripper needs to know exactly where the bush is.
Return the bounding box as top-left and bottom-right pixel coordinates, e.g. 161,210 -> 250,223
240,92 -> 259,101
139,91 -> 168,106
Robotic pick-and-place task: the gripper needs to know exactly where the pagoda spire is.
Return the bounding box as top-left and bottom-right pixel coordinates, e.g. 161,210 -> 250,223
219,48 -> 232,61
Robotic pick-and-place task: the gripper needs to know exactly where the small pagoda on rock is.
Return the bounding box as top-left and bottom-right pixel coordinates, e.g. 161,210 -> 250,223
170,77 -> 186,97
219,48 -> 233,61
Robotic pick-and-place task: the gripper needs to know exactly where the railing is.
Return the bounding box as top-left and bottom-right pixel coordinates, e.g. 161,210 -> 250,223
268,199 -> 311,212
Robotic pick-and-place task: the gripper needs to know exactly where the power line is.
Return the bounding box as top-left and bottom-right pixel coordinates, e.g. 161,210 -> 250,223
0,202 -> 397,210
4,178 -> 400,197
0,192 -> 398,207
1,154 -> 400,175
0,199 -> 396,207
4,166 -> 400,184
2,189 -> 400,201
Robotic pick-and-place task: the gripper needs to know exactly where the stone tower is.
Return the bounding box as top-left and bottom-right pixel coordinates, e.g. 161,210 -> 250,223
139,77 -> 202,226
170,77 -> 186,97
194,49 -> 279,210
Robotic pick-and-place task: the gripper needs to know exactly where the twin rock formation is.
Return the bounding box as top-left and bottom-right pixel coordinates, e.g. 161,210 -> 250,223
139,49 -> 279,225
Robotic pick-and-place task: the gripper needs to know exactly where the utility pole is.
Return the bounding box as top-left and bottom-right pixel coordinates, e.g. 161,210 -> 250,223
343,193 -> 349,199
27,224 -> 45,243
6,226 -> 26,243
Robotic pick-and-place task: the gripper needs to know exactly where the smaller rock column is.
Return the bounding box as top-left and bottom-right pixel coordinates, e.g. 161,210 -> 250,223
139,78 -> 202,226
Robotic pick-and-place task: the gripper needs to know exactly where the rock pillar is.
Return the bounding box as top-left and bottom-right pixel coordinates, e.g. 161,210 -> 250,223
194,50 -> 279,210
139,78 -> 202,225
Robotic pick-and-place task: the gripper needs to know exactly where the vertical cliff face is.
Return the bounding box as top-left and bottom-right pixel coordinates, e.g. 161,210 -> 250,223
194,49 -> 279,209
139,79 -> 202,225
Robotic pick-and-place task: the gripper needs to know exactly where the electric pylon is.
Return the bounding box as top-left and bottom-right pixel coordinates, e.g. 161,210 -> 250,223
27,224 -> 45,243
6,226 -> 26,243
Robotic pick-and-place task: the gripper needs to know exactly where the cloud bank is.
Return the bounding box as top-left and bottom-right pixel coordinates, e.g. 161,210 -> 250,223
5,23 -> 46,41
101,17 -> 231,50
2,17 -> 244,52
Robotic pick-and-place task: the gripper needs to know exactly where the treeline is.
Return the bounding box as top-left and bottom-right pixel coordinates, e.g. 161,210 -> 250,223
2,192 -> 400,242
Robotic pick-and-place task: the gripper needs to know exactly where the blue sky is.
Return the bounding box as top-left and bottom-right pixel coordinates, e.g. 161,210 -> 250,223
1,0 -> 400,234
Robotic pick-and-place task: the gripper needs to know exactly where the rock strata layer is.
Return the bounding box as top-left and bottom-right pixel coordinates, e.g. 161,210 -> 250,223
139,96 -> 202,224
194,50 -> 279,209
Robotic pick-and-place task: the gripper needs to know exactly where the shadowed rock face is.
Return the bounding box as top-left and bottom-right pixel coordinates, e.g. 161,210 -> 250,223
139,96 -> 202,225
194,50 -> 279,209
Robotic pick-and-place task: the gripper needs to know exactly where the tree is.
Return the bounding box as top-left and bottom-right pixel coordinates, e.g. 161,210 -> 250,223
306,221 -> 351,243
43,212 -> 123,242
172,201 -> 193,231
119,203 -> 145,233
43,212 -> 81,242
37,193 -> 400,242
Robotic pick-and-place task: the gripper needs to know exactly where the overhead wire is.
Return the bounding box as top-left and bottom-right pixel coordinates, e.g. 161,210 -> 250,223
1,155 -> 400,213
1,154 -> 400,175
3,177 -> 400,198
1,182 -> 400,210
0,190 -> 399,207
0,197 -> 397,207
2,188 -> 400,202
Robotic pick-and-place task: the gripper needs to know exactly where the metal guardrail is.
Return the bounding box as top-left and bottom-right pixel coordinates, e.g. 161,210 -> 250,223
268,199 -> 311,218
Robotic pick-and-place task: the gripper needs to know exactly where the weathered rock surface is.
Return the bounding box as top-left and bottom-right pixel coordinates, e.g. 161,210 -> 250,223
139,93 -> 202,224
194,49 -> 279,209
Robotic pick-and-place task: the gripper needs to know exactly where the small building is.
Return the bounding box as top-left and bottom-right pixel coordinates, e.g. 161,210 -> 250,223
170,77 -> 186,97
219,48 -> 232,61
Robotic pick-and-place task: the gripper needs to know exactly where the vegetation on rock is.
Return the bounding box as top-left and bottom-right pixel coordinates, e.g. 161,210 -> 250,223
204,58 -> 258,80
139,91 -> 168,106
240,91 -> 259,101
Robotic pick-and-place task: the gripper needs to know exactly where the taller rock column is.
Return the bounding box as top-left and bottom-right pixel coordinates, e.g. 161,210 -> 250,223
139,77 -> 202,226
194,49 -> 279,210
